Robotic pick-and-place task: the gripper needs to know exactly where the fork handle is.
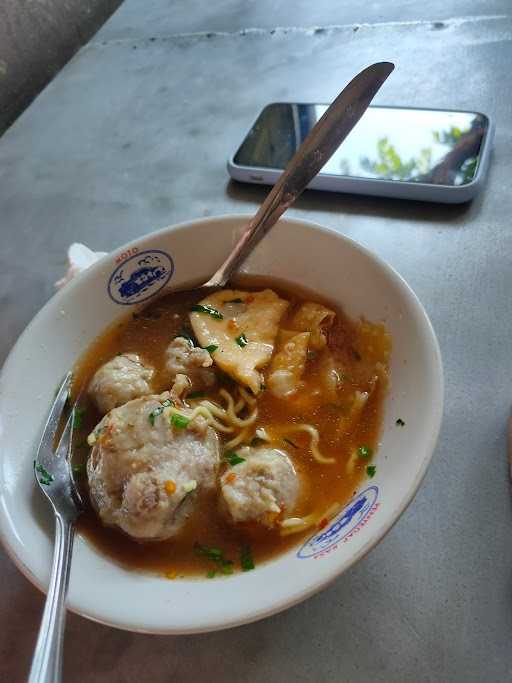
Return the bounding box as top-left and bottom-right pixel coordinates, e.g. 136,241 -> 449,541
28,515 -> 75,683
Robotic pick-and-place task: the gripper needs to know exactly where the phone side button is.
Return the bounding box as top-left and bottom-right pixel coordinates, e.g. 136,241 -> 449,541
249,174 -> 264,182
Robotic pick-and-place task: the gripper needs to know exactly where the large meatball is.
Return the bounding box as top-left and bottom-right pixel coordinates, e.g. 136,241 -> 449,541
165,337 -> 216,391
87,392 -> 220,540
220,448 -> 299,527
88,353 -> 154,414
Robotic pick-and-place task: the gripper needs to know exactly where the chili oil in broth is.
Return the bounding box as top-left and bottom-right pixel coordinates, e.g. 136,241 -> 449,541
72,278 -> 390,579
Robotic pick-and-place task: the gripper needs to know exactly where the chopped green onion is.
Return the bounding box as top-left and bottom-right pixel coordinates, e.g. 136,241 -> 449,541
171,413 -> 190,429
220,560 -> 234,575
34,462 -> 53,486
366,465 -> 377,478
357,445 -> 373,459
194,543 -> 236,576
148,398 -> 174,426
224,451 -> 245,466
72,407 -> 86,429
260,382 -> 266,392
235,333 -> 248,348
188,391 -> 205,400
396,418 -> 405,427
240,544 -> 255,572
283,437 -> 298,449
183,479 -> 197,493
307,350 -> 317,361
204,344 -> 218,354
224,298 -> 243,304
72,463 -> 86,476
191,304 -> 223,320
194,543 -> 222,560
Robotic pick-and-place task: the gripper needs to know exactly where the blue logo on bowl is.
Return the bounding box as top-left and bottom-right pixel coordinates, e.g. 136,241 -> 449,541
108,250 -> 174,305
297,486 -> 379,559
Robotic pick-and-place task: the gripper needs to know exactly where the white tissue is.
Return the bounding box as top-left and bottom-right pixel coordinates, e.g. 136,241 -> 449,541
55,243 -> 108,289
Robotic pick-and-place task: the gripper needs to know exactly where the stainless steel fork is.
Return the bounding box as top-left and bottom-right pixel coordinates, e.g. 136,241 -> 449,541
29,372 -> 83,683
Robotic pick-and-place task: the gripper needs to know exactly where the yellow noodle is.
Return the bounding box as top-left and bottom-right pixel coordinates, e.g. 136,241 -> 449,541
169,385 -> 260,450
199,399 -> 229,420
234,397 -> 245,413
224,426 -> 252,449
338,389 -> 369,434
226,387 -> 246,415
280,517 -> 307,528
219,388 -> 236,408
165,405 -> 234,434
189,406 -> 235,434
279,513 -> 318,536
338,370 -> 383,435
346,448 -> 359,475
239,386 -> 257,407
287,424 -> 335,464
219,388 -> 258,428
280,502 -> 343,536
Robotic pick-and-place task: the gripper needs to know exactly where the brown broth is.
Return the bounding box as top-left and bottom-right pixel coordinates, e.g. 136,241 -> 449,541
71,278 -> 390,579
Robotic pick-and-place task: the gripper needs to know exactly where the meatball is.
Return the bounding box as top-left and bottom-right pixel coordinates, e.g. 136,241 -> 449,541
165,337 -> 216,391
88,353 -> 154,414
220,448 -> 299,527
87,392 -> 220,540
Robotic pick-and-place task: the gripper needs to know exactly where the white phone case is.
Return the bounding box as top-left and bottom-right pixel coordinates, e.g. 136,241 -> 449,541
227,105 -> 494,204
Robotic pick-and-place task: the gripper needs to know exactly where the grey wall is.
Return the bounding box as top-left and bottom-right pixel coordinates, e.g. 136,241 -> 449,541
0,0 -> 123,135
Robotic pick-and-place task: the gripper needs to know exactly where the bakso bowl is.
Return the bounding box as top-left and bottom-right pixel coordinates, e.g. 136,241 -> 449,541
0,215 -> 443,634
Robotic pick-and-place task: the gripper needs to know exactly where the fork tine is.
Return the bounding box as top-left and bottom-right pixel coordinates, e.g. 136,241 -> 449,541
35,371 -> 73,464
57,407 -> 85,509
55,407 -> 74,460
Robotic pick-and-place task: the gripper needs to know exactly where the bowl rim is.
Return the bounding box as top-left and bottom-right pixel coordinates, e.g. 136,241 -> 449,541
0,213 -> 444,634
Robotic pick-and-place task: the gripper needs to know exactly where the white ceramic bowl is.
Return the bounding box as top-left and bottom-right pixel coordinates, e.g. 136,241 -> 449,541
0,215 -> 443,634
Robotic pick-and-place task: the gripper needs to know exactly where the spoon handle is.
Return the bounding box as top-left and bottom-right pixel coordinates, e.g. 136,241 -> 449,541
205,61 -> 394,288
28,514 -> 75,683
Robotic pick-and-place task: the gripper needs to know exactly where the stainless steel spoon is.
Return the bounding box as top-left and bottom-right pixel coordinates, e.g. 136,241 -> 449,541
28,62 -> 393,683
203,61 -> 394,291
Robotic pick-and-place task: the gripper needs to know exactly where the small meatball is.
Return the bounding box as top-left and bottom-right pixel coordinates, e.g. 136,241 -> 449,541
220,448 -> 299,527
165,337 -> 216,391
88,353 -> 154,414
87,392 -> 220,540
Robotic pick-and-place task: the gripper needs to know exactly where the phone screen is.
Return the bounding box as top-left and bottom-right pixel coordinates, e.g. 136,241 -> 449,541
233,104 -> 488,186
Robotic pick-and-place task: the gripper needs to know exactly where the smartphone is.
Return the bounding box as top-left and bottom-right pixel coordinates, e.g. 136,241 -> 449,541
228,103 -> 494,203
